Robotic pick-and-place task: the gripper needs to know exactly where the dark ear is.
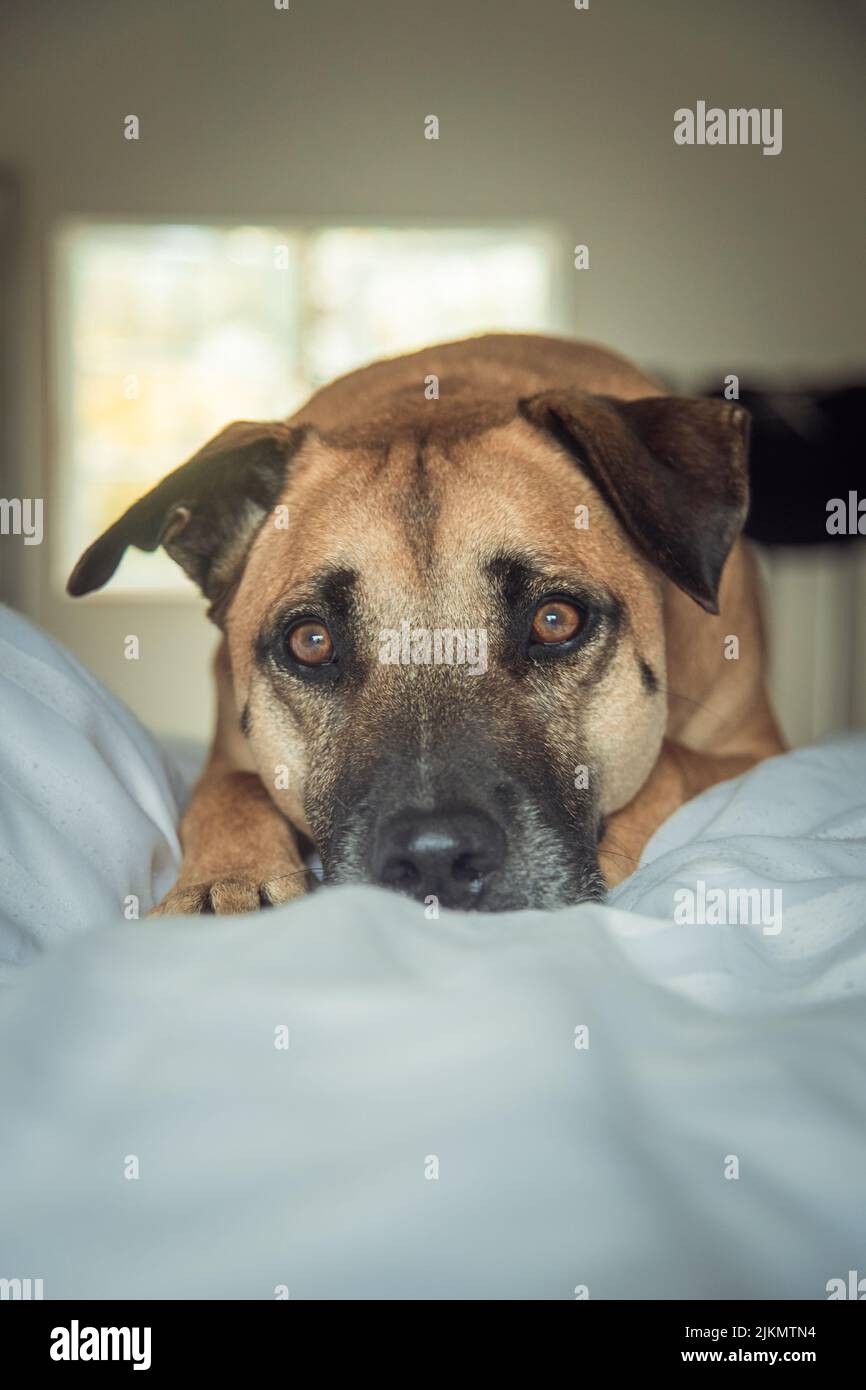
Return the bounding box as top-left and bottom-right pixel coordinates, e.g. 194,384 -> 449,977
67,420 -> 311,614
519,391 -> 750,612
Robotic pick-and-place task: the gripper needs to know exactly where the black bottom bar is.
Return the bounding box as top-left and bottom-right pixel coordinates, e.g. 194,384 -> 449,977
8,1297 -> 862,1375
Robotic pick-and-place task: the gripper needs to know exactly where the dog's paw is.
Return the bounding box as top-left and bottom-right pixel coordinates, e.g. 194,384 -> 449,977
148,870 -> 310,917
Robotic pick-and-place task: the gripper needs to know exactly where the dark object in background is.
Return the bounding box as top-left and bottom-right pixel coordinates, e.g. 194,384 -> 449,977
701,384 -> 866,546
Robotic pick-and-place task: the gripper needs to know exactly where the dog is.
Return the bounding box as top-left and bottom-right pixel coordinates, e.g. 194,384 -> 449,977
68,334 -> 785,914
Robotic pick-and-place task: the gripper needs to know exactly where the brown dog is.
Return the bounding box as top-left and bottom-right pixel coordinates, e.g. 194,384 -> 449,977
68,334 -> 784,914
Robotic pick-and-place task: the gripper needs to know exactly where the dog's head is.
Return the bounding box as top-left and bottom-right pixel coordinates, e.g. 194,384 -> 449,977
69,375 -> 748,910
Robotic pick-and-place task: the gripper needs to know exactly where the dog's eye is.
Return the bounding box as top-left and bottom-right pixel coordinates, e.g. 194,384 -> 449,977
530,600 -> 582,645
287,620 -> 335,667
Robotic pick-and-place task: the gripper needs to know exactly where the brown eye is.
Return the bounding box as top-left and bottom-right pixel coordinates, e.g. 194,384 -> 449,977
530,600 -> 582,646
287,620 -> 334,666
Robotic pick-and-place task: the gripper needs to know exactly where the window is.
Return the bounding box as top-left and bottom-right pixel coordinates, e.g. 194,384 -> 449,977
54,222 -> 565,594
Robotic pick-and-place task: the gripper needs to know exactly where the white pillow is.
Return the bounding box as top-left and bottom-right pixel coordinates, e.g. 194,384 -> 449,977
0,604 -> 183,973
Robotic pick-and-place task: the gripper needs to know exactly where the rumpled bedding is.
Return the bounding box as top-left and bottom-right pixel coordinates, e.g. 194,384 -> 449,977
0,604 -> 863,1298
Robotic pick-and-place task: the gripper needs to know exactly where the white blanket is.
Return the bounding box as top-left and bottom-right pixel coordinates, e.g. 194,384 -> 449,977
0,605 -> 864,1299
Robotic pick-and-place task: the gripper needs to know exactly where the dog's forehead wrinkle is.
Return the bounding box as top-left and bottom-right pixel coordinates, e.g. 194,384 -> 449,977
263,417 -> 642,629
396,436 -> 441,574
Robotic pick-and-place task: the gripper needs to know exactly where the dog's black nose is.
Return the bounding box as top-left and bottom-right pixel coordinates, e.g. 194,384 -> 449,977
372,805 -> 506,909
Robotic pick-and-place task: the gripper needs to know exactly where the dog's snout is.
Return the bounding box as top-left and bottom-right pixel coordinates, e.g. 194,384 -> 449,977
372,805 -> 506,909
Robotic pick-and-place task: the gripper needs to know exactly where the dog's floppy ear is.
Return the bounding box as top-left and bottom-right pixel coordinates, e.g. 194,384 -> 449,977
67,420 -> 311,614
519,391 -> 750,613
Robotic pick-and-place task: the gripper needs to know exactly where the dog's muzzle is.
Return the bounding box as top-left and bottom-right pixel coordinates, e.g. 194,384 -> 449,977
320,732 -> 606,911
